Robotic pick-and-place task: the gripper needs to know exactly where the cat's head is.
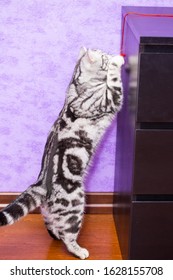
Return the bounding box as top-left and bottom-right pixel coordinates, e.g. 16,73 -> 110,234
67,47 -> 124,119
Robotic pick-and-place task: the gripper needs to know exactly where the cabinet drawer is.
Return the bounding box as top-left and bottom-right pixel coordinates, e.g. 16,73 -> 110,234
130,202 -> 173,259
137,53 -> 173,122
133,130 -> 173,194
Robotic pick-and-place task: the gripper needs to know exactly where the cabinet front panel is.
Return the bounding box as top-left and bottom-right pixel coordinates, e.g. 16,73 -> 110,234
137,53 -> 173,122
133,130 -> 173,194
130,202 -> 173,259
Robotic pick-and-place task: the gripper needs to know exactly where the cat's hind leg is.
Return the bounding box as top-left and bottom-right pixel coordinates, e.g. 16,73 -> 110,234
60,213 -> 89,259
41,204 -> 61,240
63,235 -> 89,260
44,213 -> 89,259
47,228 -> 60,240
44,214 -> 89,259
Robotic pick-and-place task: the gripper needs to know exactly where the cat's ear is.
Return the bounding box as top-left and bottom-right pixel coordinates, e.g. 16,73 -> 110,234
78,46 -> 87,59
87,49 -> 95,63
86,49 -> 100,64
113,55 -> 125,67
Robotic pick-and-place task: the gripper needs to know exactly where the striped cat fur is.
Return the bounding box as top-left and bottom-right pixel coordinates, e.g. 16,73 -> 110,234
0,47 -> 124,259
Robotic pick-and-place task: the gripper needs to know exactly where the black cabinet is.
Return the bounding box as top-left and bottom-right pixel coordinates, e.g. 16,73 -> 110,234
134,130 -> 173,195
130,202 -> 173,259
137,53 -> 173,123
114,6 -> 173,259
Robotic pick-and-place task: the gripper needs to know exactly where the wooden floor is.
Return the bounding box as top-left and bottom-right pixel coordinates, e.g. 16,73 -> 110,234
0,214 -> 122,260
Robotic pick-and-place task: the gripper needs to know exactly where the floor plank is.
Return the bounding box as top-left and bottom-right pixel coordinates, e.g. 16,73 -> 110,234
0,214 -> 122,260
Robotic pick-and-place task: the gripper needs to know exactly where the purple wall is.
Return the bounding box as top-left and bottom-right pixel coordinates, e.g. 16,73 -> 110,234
0,0 -> 173,193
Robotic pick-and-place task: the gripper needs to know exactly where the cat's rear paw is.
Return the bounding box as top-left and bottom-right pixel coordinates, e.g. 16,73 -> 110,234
78,248 -> 89,260
64,240 -> 89,259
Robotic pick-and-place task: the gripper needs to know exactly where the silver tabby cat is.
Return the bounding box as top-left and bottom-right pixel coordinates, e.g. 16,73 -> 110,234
0,47 -> 124,259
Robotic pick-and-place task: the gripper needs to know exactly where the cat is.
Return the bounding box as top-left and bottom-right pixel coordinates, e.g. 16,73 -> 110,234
0,47 -> 124,259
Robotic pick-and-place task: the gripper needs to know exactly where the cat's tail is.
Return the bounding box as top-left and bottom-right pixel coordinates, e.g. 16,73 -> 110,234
0,183 -> 46,226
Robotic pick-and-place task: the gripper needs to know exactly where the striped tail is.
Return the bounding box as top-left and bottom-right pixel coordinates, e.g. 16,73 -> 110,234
0,184 -> 46,226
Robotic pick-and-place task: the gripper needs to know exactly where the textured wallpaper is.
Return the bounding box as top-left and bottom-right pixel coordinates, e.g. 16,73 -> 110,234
0,0 -> 173,192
